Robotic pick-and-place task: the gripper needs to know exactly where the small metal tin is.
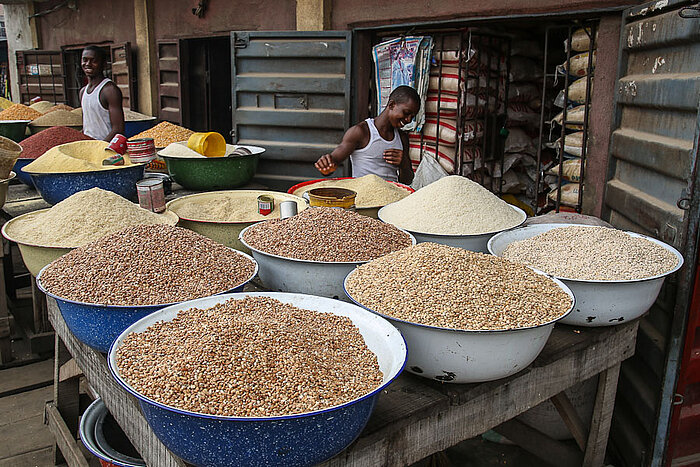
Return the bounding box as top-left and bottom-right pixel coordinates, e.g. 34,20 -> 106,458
107,134 -> 128,155
141,172 -> 173,195
279,201 -> 298,219
136,178 -> 166,213
127,138 -> 157,164
257,195 -> 274,216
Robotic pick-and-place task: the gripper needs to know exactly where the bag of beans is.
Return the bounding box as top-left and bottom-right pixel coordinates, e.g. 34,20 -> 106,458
548,183 -> 580,207
552,105 -> 587,130
559,51 -> 596,77
555,77 -> 591,107
566,28 -> 598,53
547,159 -> 583,182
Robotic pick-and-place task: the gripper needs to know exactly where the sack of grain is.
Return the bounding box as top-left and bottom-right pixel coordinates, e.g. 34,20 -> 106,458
408,142 -> 457,174
505,128 -> 536,155
566,28 -> 598,53
428,73 -> 461,94
558,131 -> 585,157
462,120 -> 485,143
510,40 -> 544,59
424,94 -> 459,119
555,77 -> 592,107
548,183 -> 580,207
552,105 -> 587,130
506,103 -> 540,130
508,83 -> 541,103
559,51 -> 596,77
432,50 -> 460,66
419,118 -> 457,145
547,159 -> 583,182
509,56 -> 543,82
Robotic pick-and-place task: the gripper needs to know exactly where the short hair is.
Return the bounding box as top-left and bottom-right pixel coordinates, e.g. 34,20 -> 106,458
389,85 -> 421,108
83,45 -> 107,64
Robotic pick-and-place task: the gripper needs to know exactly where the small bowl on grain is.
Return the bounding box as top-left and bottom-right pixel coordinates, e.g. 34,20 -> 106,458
488,223 -> 684,327
108,292 -> 407,467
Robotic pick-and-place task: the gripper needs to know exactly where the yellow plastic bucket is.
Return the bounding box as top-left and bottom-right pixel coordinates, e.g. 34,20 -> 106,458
307,187 -> 357,209
187,132 -> 226,157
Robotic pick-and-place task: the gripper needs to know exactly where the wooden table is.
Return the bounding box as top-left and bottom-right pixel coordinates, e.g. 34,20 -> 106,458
47,296 -> 638,467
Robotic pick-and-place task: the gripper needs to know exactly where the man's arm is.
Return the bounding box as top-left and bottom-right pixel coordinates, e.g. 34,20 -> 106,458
315,123 -> 367,175
100,83 -> 125,141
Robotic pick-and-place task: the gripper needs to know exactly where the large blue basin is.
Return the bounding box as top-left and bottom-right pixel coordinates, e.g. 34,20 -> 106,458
124,118 -> 157,138
109,292 -> 407,467
37,253 -> 258,353
13,158 -> 34,186
28,164 -> 146,205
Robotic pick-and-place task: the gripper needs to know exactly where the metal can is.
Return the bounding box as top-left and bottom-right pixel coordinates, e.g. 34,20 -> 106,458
127,138 -> 157,164
257,195 -> 274,216
107,134 -> 128,155
136,178 -> 166,213
279,200 -> 298,219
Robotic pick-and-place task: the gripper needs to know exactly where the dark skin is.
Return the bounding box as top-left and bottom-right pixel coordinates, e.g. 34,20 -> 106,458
79,49 -> 125,141
315,98 -> 420,185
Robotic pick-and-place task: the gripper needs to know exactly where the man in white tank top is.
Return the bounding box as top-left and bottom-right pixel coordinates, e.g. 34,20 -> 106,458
315,86 -> 420,184
79,46 -> 125,141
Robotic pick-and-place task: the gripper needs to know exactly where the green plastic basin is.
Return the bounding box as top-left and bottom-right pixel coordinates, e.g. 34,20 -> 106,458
0,120 -> 31,142
160,145 -> 263,191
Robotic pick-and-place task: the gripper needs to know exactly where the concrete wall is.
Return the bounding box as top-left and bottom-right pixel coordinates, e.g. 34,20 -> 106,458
34,0 -> 136,48
330,0 -> 638,28
150,0 -> 296,39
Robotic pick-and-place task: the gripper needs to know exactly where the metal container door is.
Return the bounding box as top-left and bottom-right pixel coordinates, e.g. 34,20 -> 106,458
231,31 -> 352,191
603,1 -> 700,465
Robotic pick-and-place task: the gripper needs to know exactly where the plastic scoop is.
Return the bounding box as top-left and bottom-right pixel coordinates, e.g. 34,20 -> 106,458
187,132 -> 226,157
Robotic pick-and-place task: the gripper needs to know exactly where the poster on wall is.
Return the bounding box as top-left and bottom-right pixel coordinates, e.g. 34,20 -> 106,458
372,36 -> 433,131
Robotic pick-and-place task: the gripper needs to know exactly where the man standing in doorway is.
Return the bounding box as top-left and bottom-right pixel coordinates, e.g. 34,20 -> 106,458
79,45 -> 125,141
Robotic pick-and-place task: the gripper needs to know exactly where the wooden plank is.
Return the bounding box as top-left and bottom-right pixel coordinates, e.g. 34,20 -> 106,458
0,446 -> 53,467
0,413 -> 54,461
45,403 -> 89,467
0,358 -> 53,396
0,236 -> 10,364
237,39 -> 347,58
551,392 -> 588,451
48,299 -> 186,467
582,363 -> 622,467
235,74 -> 346,94
53,336 -> 79,465
611,128 -> 693,181
235,107 -> 344,129
0,385 -> 52,427
494,418 -> 582,466
617,74 -> 700,111
322,322 -> 638,466
58,358 -> 82,382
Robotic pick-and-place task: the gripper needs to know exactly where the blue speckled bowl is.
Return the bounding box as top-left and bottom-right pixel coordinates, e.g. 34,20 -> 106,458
28,164 -> 146,205
36,252 -> 258,353
109,292 -> 407,467
124,118 -> 157,138
13,158 -> 34,186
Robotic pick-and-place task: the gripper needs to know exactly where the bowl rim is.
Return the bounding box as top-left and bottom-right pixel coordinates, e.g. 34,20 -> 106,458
158,143 -> 266,159
24,162 -> 147,176
343,266 -> 575,333
35,249 -> 258,309
107,291 -> 408,421
1,207 -> 180,249
486,223 -> 685,283
165,190 -> 307,225
239,223 -> 416,265
377,204 -> 528,238
0,119 -> 32,124
288,177 -> 415,209
0,171 -> 16,184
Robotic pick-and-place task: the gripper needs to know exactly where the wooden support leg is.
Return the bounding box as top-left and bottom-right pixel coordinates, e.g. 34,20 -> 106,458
32,275 -> 49,334
0,237 -> 11,363
551,391 -> 588,451
52,335 -> 80,465
582,363 -> 622,467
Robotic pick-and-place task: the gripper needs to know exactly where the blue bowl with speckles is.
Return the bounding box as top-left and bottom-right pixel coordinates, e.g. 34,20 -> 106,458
124,118 -> 157,138
13,158 -> 35,186
108,292 -> 407,467
36,251 -> 258,353
27,164 -> 146,205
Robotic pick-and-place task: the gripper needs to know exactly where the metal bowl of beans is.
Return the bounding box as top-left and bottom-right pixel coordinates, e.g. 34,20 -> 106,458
35,251 -> 258,353
108,292 -> 407,467
344,260 -> 575,384
378,204 -> 527,253
488,223 -> 684,327
238,215 -> 416,300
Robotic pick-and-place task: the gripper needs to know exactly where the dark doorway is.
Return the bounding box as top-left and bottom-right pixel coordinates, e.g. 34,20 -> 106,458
182,36 -> 232,142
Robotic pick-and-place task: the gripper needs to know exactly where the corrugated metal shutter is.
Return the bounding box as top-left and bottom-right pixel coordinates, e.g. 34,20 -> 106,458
157,39 -> 187,124
604,1 -> 700,465
231,31 -> 352,191
110,42 -> 136,110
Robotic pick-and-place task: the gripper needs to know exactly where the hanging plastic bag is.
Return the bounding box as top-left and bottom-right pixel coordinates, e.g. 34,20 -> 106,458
410,149 -> 450,190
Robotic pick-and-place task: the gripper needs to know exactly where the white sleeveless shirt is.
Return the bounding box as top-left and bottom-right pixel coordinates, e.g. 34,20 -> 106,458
81,78 -> 113,141
349,118 -> 402,182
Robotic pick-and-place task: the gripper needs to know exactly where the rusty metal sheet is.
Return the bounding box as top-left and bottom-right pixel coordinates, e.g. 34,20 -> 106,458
604,1 -> 700,465
231,31 -> 352,191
